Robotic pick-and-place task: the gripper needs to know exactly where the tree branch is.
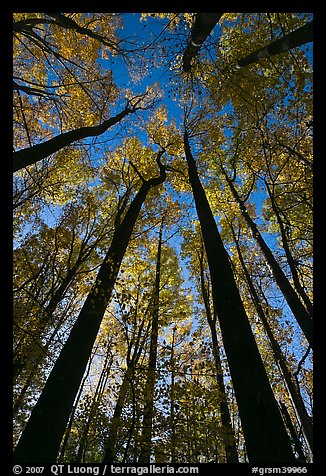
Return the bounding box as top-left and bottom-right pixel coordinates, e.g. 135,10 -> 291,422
237,20 -> 313,67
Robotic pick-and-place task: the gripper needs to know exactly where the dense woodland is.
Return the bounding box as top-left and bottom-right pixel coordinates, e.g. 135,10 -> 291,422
13,13 -> 313,464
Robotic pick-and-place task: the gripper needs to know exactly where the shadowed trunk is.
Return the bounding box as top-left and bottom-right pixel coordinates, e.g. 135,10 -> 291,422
221,165 -> 313,346
279,401 -> 307,462
75,345 -> 113,463
102,317 -> 150,463
182,13 -> 223,72
197,242 -> 239,463
184,130 -> 295,464
264,179 -> 313,316
230,221 -> 313,455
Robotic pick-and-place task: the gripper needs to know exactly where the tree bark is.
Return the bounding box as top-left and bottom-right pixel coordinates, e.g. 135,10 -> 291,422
102,322 -> 148,463
75,342 -> 113,463
238,20 -> 313,67
221,166 -> 313,346
230,222 -> 313,455
182,13 -> 223,72
279,401 -> 306,463
13,152 -> 167,464
57,355 -> 94,462
169,327 -> 177,463
184,131 -> 295,464
197,243 -> 239,462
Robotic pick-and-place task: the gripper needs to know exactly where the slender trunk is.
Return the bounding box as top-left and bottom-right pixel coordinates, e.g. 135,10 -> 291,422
265,180 -> 313,315
102,294 -> 152,463
13,211 -> 117,381
14,296 -> 77,414
279,401 -> 306,463
76,344 -> 113,463
238,20 -> 313,67
13,266 -> 77,381
197,244 -> 239,462
231,224 -> 313,454
58,352 -> 94,462
13,107 -> 132,172
122,369 -> 139,464
138,218 -> 164,463
277,143 -> 313,171
222,167 -> 313,346
208,320 -> 239,463
184,131 -> 295,464
102,337 -> 146,463
169,327 -> 176,463
13,154 -> 166,464
103,366 -> 134,463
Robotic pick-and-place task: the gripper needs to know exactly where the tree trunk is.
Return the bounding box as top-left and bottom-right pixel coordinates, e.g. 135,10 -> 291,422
102,366 -> 134,463
14,190 -> 131,383
13,152 -> 167,464
279,401 -> 306,463
182,13 -> 223,72
75,342 -> 113,463
13,107 -> 132,173
238,20 -> 313,67
169,327 -> 177,463
102,324 -> 148,463
230,222 -> 313,455
58,352 -> 94,462
264,180 -> 313,316
197,243 -> 239,463
221,166 -> 313,346
138,217 -> 164,463
277,143 -> 313,171
184,131 -> 295,464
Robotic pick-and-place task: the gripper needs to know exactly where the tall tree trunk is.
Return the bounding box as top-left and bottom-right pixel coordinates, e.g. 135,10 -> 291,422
182,13 -> 224,72
13,106 -> 133,172
138,217 -> 164,463
279,401 -> 306,463
58,352 -> 94,462
229,221 -> 313,455
102,319 -> 149,463
184,131 -> 295,464
103,366 -> 134,463
169,327 -> 177,463
221,165 -> 313,346
75,343 -> 113,463
14,292 -> 81,416
122,370 -> 139,464
237,20 -> 313,67
13,152 -> 167,464
197,242 -> 239,463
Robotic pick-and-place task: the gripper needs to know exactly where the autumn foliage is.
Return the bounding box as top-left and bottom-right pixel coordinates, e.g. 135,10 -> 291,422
13,13 -> 313,464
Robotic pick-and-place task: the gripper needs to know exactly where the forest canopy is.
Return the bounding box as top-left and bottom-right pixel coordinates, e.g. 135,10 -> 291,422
13,12 -> 313,465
